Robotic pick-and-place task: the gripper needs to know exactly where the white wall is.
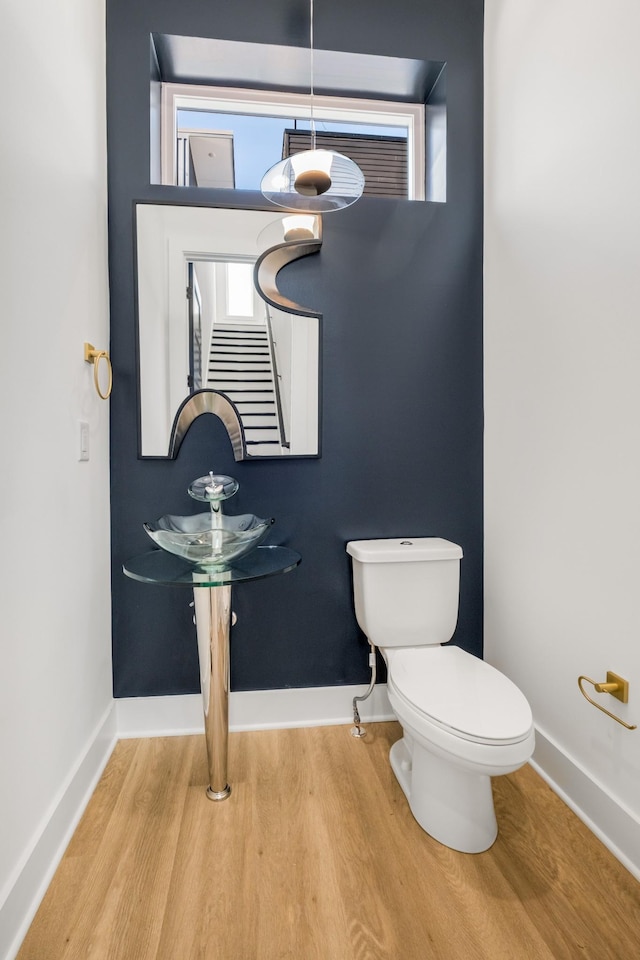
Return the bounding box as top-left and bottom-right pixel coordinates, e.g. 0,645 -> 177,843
485,1 -> 640,875
0,1 -> 114,955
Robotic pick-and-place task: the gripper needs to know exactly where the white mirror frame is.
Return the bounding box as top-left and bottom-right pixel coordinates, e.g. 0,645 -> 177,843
135,203 -> 322,459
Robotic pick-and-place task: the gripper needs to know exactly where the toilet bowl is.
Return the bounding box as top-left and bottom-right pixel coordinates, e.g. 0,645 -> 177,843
346,537 -> 535,854
385,644 -> 534,852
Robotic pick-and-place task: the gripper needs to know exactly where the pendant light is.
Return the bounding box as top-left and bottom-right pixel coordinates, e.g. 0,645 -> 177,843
261,0 -> 365,213
282,215 -> 317,241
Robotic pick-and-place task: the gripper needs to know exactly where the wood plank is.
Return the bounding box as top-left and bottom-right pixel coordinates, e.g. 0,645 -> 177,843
16,723 -> 640,960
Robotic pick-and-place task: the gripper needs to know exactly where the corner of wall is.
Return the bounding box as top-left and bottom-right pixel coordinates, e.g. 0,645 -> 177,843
531,725 -> 640,883
0,704 -> 117,960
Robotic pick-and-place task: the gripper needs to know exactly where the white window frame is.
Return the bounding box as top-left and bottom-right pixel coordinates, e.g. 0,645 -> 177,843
161,82 -> 425,201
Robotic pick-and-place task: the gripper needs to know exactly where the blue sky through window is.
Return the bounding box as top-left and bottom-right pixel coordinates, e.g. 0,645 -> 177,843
178,109 -> 407,190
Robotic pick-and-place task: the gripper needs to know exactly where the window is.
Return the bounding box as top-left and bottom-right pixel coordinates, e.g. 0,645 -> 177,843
225,262 -> 255,317
161,83 -> 427,201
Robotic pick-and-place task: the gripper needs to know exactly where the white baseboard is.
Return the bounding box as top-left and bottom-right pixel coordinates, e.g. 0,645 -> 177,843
530,724 -> 640,882
115,682 -> 394,738
1,703 -> 117,960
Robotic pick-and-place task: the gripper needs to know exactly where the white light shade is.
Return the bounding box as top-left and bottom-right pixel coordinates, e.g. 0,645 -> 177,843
261,148 -> 365,212
282,215 -> 317,241
291,148 -> 333,178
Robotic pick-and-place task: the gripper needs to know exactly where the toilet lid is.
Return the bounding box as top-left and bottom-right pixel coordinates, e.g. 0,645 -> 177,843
386,645 -> 533,744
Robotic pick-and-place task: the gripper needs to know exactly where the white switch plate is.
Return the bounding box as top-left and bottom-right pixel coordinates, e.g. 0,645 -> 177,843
79,420 -> 90,461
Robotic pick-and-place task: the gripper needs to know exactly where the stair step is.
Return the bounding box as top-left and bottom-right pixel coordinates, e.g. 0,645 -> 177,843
214,374 -> 271,382
210,346 -> 270,355
215,326 -> 267,332
245,446 -> 283,457
211,373 -> 272,380
209,359 -> 272,367
210,383 -> 274,391
245,429 -> 281,439
241,414 -> 279,425
234,407 -> 277,417
208,390 -> 276,402
212,335 -> 268,343
211,337 -> 267,343
209,370 -> 273,378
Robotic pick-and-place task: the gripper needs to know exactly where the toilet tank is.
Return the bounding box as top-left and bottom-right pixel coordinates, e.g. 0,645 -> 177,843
346,538 -> 463,648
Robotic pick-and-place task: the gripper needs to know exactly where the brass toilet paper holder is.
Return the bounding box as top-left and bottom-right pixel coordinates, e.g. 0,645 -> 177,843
578,672 -> 637,730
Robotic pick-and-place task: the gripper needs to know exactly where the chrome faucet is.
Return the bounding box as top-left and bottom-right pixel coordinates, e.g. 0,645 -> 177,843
188,472 -> 240,504
205,472 -> 225,497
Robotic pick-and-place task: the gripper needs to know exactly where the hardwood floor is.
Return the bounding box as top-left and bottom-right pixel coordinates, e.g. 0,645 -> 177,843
16,722 -> 640,959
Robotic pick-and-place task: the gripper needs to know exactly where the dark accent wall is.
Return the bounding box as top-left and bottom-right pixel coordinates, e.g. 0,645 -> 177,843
107,0 -> 484,698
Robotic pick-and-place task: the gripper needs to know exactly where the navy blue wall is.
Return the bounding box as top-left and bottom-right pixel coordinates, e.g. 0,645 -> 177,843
107,0 -> 484,697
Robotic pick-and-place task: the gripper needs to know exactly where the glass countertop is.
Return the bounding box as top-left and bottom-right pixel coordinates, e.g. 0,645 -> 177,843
123,544 -> 301,587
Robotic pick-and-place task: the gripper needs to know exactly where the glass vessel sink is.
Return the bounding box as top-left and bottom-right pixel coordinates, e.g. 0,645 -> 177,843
143,512 -> 274,568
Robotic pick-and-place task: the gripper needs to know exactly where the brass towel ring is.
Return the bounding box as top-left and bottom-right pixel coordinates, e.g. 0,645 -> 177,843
84,342 -> 113,400
578,675 -> 637,730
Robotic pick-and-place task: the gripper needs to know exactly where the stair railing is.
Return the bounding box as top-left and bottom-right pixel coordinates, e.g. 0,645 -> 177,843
264,306 -> 289,449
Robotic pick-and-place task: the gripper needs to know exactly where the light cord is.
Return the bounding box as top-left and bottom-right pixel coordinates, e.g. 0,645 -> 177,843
309,0 -> 316,150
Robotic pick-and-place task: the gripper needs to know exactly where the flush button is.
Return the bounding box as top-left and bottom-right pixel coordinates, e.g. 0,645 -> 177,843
400,540 -> 413,546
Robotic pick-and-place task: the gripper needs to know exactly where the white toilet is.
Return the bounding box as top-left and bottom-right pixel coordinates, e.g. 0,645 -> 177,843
346,537 -> 535,854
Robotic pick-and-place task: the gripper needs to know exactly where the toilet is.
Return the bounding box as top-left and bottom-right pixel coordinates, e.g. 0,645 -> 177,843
346,537 -> 535,854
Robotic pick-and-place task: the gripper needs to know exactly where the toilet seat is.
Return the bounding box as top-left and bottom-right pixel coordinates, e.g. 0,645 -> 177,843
384,645 -> 533,746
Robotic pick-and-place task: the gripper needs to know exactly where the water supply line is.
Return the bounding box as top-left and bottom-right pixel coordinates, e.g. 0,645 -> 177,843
351,643 -> 377,738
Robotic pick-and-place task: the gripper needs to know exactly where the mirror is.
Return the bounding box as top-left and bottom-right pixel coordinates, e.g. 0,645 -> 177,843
135,203 -> 322,458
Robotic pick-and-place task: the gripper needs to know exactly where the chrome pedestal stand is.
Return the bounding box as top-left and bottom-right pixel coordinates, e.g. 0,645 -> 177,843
123,544 -> 301,801
192,584 -> 233,800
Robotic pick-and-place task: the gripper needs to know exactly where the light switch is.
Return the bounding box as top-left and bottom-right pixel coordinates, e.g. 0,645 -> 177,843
79,421 -> 90,461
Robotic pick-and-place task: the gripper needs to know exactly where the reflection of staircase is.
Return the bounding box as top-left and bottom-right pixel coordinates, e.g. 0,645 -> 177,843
206,323 -> 283,454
